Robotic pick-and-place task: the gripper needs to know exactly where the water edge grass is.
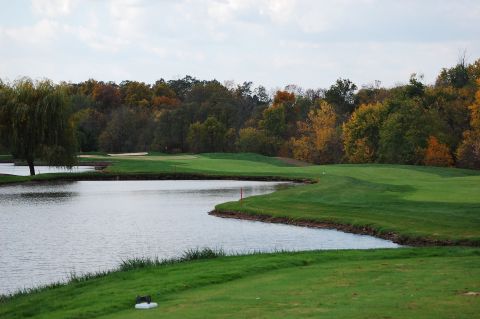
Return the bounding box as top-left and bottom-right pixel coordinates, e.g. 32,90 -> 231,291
0,248 -> 227,303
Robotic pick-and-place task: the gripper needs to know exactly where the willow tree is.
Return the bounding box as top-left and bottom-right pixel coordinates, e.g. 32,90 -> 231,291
0,79 -> 77,175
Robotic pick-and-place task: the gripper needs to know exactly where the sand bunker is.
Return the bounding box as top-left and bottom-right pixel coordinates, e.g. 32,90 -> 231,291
108,152 -> 148,157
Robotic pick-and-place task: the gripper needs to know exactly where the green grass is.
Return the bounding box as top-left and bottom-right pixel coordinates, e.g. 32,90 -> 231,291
2,153 -> 480,243
2,153 -> 480,317
1,248 -> 479,319
217,164 -> 480,244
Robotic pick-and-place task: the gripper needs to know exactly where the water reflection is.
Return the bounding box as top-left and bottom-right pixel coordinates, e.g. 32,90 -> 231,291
0,163 -> 95,176
0,180 -> 399,294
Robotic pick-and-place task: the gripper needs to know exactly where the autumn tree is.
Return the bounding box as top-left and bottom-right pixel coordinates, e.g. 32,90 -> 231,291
290,101 -> 342,164
424,136 -> 453,167
456,80 -> 480,169
92,81 -> 121,110
343,103 -> 386,163
152,80 -> 180,109
456,130 -> 480,169
0,79 -> 77,175
120,80 -> 152,107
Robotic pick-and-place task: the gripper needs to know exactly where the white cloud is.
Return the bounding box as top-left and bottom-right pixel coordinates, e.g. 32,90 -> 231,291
1,0 -> 479,87
206,0 -> 256,23
65,24 -> 128,53
0,19 -> 59,45
108,0 -> 148,40
263,0 -> 296,24
31,0 -> 77,17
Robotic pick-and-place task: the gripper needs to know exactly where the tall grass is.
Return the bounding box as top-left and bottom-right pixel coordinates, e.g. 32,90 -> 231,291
0,248 -> 226,302
119,248 -> 225,271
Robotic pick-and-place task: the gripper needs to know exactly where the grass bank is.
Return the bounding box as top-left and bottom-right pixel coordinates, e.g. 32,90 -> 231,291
1,248 -> 479,319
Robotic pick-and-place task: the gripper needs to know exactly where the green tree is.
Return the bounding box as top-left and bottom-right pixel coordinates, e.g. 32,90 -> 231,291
236,127 -> 270,154
378,100 -> 438,164
325,78 -> 358,120
0,79 -> 77,175
73,108 -> 106,152
98,106 -> 155,153
436,57 -> 470,88
187,117 -> 227,153
260,104 -> 287,138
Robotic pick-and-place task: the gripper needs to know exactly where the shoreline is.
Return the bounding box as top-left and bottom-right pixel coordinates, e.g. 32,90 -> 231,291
0,171 -> 314,186
209,210 -> 478,247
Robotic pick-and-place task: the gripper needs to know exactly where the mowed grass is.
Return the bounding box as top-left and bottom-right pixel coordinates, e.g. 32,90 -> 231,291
1,248 -> 479,319
2,153 -> 480,243
88,152 -> 297,176
217,164 -> 480,244
2,153 -> 480,318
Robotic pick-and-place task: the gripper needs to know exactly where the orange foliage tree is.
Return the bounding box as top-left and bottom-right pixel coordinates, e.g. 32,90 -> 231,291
424,136 -> 453,167
456,80 -> 480,169
273,91 -> 295,106
290,101 -> 342,164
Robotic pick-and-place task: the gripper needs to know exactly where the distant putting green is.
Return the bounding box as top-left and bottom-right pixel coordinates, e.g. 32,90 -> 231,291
2,152 -> 480,244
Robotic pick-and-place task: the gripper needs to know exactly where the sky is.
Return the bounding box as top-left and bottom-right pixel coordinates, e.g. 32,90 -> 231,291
0,0 -> 479,90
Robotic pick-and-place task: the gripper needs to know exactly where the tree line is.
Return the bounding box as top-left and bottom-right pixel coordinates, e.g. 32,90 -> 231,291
1,58 -> 480,173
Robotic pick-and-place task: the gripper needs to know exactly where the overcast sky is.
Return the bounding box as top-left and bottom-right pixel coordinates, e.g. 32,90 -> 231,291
0,0 -> 479,90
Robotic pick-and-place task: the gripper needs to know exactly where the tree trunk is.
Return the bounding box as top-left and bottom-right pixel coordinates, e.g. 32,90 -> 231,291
27,158 -> 35,176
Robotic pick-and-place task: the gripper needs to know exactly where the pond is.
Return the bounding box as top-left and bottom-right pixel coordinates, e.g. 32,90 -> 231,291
0,180 -> 399,294
0,163 -> 96,176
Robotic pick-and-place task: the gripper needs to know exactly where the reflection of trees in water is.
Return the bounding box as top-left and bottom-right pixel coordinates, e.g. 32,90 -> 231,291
0,191 -> 78,205
20,192 -> 76,199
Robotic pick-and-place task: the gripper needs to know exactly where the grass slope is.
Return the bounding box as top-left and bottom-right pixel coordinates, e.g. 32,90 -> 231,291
217,164 -> 480,244
1,248 -> 479,319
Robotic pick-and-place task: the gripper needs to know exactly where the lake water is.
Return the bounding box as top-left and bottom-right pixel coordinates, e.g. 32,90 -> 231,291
0,180 -> 399,294
0,163 -> 95,176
